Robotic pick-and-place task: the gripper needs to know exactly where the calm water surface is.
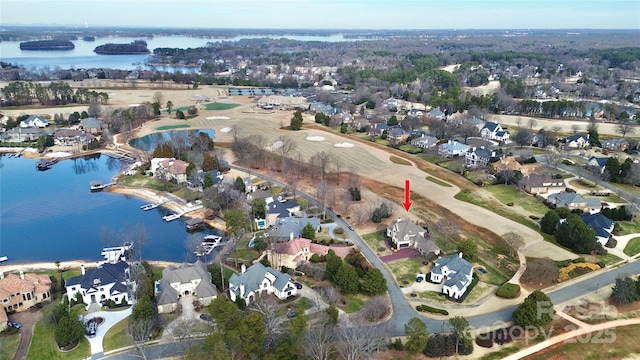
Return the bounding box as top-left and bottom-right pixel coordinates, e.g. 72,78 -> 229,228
0,154 -> 221,264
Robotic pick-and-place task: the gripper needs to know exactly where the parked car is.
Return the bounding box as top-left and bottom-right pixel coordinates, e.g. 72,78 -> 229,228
85,318 -> 97,337
348,225 -> 354,231
199,313 -> 212,322
7,321 -> 21,329
286,311 -> 296,319
294,282 -> 303,289
416,273 -> 426,283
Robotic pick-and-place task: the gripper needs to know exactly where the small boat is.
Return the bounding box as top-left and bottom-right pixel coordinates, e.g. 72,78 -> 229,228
186,218 -> 205,230
203,234 -> 222,243
163,213 -> 181,221
36,160 -> 55,171
0,256 -> 7,263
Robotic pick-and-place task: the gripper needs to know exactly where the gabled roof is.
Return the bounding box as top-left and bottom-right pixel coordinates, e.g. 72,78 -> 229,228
588,156 -> 609,168
548,192 -> 601,208
525,174 -> 566,188
229,262 -> 292,298
580,213 -> 614,238
432,253 -> 473,277
161,260 -> 209,285
159,158 -> 189,176
66,261 -> 128,289
80,117 -> 104,128
439,140 -> 469,151
387,127 -> 406,137
564,133 -> 589,143
274,237 -> 312,255
269,217 -> 321,239
481,122 -> 501,132
156,279 -> 178,305
467,146 -> 494,159
429,109 -> 445,117
387,219 -> 425,240
267,199 -> 299,218
415,236 -> 440,255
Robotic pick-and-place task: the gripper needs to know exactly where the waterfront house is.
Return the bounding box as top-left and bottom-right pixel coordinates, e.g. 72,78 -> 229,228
267,237 -> 355,270
65,261 -> 131,307
0,272 -> 52,330
0,127 -> 46,143
228,263 -> 297,305
79,117 -> 105,134
151,158 -> 189,184
430,253 -> 474,300
155,260 -> 217,314
53,128 -> 95,147
266,197 -> 300,227
19,115 -> 49,128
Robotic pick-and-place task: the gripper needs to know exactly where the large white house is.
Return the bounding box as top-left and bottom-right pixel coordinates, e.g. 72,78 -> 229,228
19,115 -> 49,128
65,261 -> 131,307
155,260 -> 218,314
430,253 -> 474,300
228,263 -> 297,305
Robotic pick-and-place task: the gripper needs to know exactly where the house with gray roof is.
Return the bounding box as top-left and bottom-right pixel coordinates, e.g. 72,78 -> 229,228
428,109 -> 445,120
465,146 -> 497,168
601,138 -> 629,152
430,253 -> 474,300
523,174 -> 566,196
587,156 -> 610,174
410,134 -> 439,149
65,261 -> 131,307
269,216 -> 321,241
266,198 -> 300,227
155,260 -> 217,314
547,192 -> 602,213
480,122 -> 510,142
437,140 -> 469,158
386,219 -> 440,256
228,263 -> 297,305
561,133 -> 589,149
580,213 -> 615,246
0,127 -> 47,143
19,115 -> 49,128
79,117 -> 105,134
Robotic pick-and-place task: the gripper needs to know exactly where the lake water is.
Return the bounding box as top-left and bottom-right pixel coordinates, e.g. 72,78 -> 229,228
0,154 -> 222,264
0,34 -> 368,71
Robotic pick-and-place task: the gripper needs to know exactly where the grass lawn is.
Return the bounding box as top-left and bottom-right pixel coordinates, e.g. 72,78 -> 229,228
102,318 -> 132,352
398,144 -> 423,154
462,281 -> 496,304
0,332 -> 21,359
387,258 -> 427,285
568,179 -> 597,190
417,153 -> 443,164
117,175 -> 174,191
155,124 -> 190,131
425,176 -> 452,187
338,294 -> 366,313
361,231 -> 391,256
617,218 -> 640,236
416,291 -> 450,304
483,185 -> 549,218
525,323 -> 640,360
584,193 -> 626,204
623,237 -> 640,256
294,297 -> 313,313
26,306 -> 91,360
203,102 -> 239,110
389,156 -> 411,165
270,185 -> 283,195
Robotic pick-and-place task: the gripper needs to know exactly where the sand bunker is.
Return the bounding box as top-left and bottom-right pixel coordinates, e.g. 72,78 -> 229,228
334,142 -> 354,148
206,116 -> 230,120
306,136 -> 325,141
128,103 -> 141,107
220,127 -> 232,133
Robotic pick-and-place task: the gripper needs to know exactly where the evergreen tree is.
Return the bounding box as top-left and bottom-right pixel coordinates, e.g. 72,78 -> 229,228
456,240 -> 478,262
512,290 -> 554,327
404,317 -> 428,355
202,154 -> 215,172
290,110 -> 303,130
301,223 -> 316,240
610,276 -> 638,305
361,268 -> 387,295
540,210 -> 560,235
554,214 -> 598,254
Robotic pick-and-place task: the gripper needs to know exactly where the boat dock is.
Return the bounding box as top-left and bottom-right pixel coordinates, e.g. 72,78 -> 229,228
36,159 -> 58,171
101,242 -> 133,263
195,235 -> 225,256
90,181 -> 115,191
162,204 -> 203,222
140,200 -> 171,211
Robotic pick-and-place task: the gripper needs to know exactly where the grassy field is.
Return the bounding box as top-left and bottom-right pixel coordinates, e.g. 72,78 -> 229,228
617,218 -> 640,236
462,281 -> 496,303
155,124 -> 190,131
102,318 -> 132,352
416,290 -> 450,304
338,294 -> 366,313
387,258 -> 427,285
525,324 -> 640,360
26,305 -> 90,360
203,103 -> 239,111
623,237 -> 640,256
361,231 -> 391,256
117,175 -> 174,191
425,176 -> 452,187
0,332 -> 21,360
389,156 -> 412,165
398,144 -> 423,154
483,184 -> 549,218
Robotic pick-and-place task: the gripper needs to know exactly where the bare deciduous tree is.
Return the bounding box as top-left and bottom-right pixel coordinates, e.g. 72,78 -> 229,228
304,326 -> 335,360
502,232 -> 525,257
435,218 -> 460,247
248,293 -> 282,347
336,323 -> 389,360
353,205 -> 368,225
152,91 -> 165,106
129,317 -> 155,360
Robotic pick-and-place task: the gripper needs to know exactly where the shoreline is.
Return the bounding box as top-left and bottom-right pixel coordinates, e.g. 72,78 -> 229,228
0,259 -> 182,274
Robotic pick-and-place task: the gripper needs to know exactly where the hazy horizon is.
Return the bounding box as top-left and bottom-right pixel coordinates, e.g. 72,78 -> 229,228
2,0 -> 639,30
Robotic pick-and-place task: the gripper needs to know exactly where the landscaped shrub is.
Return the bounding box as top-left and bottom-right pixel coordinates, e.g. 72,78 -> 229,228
496,283 -> 521,299
475,335 -> 493,348
334,227 -> 344,234
387,338 -> 404,351
310,254 -> 321,263
556,259 -> 572,267
529,215 -> 540,220
573,257 -> 586,263
558,263 -> 600,282
416,304 -> 449,315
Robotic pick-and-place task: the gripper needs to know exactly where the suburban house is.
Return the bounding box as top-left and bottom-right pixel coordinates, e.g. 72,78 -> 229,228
267,237 -> 355,270
53,129 -> 95,146
79,117 -> 105,134
0,272 -> 52,330
19,115 -> 49,128
386,219 -> 440,256
188,169 -> 224,191
151,158 -> 190,184
523,174 -> 566,196
561,134 -> 590,148
387,126 -> 409,145
428,109 -> 446,120
155,260 -> 217,314
580,213 -> 615,246
466,117 -> 486,129
587,156 -> 610,174
601,138 -> 629,152
547,192 -> 602,213
407,108 -> 424,117
492,156 -> 541,177
266,197 -> 300,227
228,263 -> 297,305
410,134 -> 439,149
65,261 -> 131,307
268,216 -> 321,241
465,146 -> 497,168
0,127 -> 46,143
438,140 -> 469,158
368,123 -> 389,137
429,253 -> 474,300
480,122 -> 510,142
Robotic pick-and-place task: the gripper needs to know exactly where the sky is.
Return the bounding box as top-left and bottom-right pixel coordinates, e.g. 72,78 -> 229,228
1,0 -> 639,30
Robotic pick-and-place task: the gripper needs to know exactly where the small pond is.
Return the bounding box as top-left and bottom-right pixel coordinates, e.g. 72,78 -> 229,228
129,129 -> 215,151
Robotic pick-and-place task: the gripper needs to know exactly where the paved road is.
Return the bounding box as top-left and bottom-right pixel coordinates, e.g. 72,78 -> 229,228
10,309 -> 42,360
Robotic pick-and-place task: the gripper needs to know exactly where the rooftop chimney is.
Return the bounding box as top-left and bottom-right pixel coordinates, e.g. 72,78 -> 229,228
290,232 -> 294,241
241,264 -> 246,274
81,264 -> 86,275
20,271 -> 24,280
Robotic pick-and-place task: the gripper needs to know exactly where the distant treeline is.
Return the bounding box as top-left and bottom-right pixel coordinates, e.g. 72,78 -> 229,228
19,39 -> 75,50
94,40 -> 150,54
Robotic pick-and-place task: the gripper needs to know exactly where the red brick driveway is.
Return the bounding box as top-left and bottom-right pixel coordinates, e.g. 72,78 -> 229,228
379,248 -> 421,262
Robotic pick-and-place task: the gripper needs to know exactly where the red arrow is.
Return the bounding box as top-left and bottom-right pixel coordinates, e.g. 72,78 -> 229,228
402,179 -> 412,212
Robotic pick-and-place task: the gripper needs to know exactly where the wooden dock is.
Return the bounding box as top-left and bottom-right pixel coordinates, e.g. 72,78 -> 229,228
90,181 -> 115,191
162,204 -> 203,222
